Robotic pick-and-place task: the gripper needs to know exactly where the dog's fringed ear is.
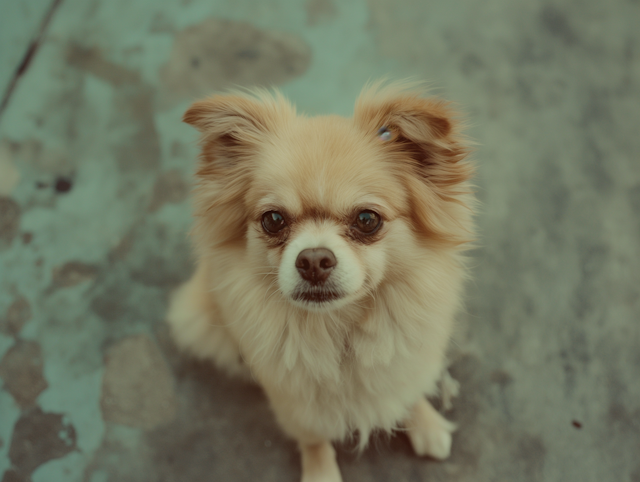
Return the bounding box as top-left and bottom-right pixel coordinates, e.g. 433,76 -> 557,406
355,82 -> 475,246
354,84 -> 472,190
184,92 -> 294,249
184,95 -> 273,133
183,93 -> 287,165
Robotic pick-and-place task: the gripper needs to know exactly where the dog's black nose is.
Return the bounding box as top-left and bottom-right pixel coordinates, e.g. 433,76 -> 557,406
295,248 -> 337,285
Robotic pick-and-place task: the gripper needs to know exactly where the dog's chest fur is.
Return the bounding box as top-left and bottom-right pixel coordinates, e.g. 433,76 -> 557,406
215,260 -> 460,443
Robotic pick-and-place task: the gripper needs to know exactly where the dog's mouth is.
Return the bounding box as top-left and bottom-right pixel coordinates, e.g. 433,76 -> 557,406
292,288 -> 343,304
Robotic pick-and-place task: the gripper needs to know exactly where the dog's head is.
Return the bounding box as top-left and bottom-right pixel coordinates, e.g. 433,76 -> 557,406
185,82 -> 474,311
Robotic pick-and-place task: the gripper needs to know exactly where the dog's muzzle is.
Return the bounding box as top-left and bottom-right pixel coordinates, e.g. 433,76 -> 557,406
295,248 -> 336,285
293,247 -> 342,303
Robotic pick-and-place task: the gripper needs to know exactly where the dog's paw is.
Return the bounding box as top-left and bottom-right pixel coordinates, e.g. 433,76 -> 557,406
300,442 -> 343,482
301,471 -> 342,482
406,398 -> 456,460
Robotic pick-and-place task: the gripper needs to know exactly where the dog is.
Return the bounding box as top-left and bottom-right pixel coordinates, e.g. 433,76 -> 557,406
167,81 -> 476,482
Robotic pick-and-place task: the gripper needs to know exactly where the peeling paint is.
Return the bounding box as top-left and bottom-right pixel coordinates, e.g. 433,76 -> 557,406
49,261 -> 99,290
6,407 -> 76,479
0,294 -> 31,337
0,340 -> 48,409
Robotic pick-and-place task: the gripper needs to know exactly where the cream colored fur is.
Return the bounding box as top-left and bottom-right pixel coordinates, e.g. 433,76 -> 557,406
167,81 -> 476,482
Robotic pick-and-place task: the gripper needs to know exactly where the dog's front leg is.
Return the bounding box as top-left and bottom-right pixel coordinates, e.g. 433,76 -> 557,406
300,441 -> 342,482
405,397 -> 456,460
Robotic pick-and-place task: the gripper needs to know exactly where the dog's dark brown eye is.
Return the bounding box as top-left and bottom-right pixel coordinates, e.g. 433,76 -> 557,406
262,211 -> 287,234
354,210 -> 382,234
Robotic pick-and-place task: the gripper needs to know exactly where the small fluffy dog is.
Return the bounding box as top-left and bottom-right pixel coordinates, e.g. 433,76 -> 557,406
167,81 -> 475,482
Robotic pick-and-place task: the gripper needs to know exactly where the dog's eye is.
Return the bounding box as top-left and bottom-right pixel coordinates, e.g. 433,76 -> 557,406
353,210 -> 382,235
262,211 -> 287,234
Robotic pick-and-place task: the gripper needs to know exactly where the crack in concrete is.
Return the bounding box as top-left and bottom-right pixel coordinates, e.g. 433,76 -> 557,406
0,0 -> 64,118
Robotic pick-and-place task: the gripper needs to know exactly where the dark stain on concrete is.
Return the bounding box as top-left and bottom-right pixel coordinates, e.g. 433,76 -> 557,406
66,44 -> 140,86
0,197 -> 20,248
159,18 -> 311,107
306,0 -> 337,26
7,407 -> 76,478
90,280 -> 131,323
54,176 -> 73,193
0,340 -> 48,409
540,5 -> 577,46
1,468 -> 28,482
3,139 -> 74,211
148,170 -> 189,213
0,294 -> 32,336
20,233 -> 32,245
49,261 -> 99,290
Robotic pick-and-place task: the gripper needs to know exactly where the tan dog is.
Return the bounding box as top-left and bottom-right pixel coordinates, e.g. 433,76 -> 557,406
167,81 -> 475,482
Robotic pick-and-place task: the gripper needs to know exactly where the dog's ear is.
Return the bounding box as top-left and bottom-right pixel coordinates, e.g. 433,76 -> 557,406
354,87 -> 471,190
184,93 -> 294,249
355,84 -> 475,245
183,94 -> 286,165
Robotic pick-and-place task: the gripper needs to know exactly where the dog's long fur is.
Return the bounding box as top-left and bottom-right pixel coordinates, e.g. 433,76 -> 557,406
168,81 -> 475,480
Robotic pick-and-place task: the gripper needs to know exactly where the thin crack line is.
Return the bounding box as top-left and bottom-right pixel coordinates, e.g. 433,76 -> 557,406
0,0 -> 64,118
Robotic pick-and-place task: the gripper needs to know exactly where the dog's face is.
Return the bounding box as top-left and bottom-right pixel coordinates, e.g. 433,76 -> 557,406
245,116 -> 407,310
185,84 -> 473,311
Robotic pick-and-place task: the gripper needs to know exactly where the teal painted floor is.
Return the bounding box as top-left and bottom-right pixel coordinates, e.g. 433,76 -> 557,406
1,1 -> 639,481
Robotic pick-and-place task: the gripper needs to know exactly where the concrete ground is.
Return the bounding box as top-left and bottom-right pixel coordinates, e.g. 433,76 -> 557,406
1,0 -> 639,481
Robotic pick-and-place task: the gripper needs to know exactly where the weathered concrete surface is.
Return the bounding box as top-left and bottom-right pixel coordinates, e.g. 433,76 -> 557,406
0,0 -> 638,481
